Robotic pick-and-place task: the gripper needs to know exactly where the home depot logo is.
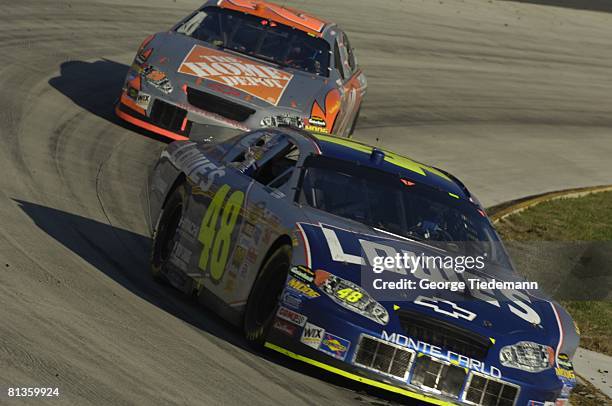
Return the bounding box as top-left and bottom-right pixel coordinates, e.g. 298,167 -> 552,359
179,45 -> 293,105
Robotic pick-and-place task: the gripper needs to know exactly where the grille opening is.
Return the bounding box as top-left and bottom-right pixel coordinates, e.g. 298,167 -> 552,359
149,100 -> 188,132
464,374 -> 518,406
187,87 -> 255,122
354,336 -> 413,380
398,309 -> 491,360
410,356 -> 467,398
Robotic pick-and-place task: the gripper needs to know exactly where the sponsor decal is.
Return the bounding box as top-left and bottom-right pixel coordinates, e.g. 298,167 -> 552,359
143,66 -> 173,94
273,317 -> 297,337
243,222 -> 256,238
555,367 -> 575,380
127,87 -> 139,99
231,246 -> 247,268
413,296 -> 477,321
253,225 -> 262,243
289,265 -> 315,284
560,383 -> 573,398
246,247 -> 258,264
276,306 -> 307,326
528,401 -> 568,406
318,333 -> 350,360
287,278 -> 320,298
281,291 -> 303,310
308,116 -> 326,127
304,124 -> 329,134
300,323 -> 325,349
168,148 -> 226,192
136,93 -> 151,109
178,45 -> 293,105
381,330 -> 502,378
557,353 -> 572,370
135,47 -> 153,65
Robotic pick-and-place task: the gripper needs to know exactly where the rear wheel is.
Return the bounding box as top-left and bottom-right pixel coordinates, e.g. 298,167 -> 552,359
244,245 -> 292,345
150,184 -> 185,283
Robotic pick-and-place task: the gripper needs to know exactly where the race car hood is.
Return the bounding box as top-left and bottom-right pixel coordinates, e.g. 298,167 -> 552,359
296,210 -> 579,355
141,32 -> 332,114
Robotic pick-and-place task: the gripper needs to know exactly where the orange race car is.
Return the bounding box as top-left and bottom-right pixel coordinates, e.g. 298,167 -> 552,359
116,0 -> 367,142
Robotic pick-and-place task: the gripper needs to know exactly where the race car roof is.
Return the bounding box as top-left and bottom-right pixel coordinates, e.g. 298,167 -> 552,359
216,0 -> 330,37
311,134 -> 471,200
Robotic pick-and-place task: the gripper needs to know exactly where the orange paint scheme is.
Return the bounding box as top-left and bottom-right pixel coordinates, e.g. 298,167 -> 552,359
115,104 -> 188,141
127,74 -> 141,91
120,92 -> 145,116
218,0 -> 328,37
307,89 -> 341,134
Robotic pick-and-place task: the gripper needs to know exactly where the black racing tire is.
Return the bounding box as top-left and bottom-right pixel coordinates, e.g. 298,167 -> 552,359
150,183 -> 186,284
243,245 -> 292,346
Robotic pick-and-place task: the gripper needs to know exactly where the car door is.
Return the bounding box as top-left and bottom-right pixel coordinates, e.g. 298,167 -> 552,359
195,130 -> 302,307
333,31 -> 367,136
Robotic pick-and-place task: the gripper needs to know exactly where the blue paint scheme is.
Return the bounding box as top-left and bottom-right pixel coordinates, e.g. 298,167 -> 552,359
149,127 -> 578,405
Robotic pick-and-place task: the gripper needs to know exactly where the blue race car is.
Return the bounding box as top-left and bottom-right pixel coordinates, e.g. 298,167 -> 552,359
146,127 -> 579,406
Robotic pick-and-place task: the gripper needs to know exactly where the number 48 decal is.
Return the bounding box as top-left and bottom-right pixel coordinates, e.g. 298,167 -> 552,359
198,184 -> 245,282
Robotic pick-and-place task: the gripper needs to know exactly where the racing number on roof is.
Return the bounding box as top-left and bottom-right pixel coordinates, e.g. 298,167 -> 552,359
198,184 -> 245,282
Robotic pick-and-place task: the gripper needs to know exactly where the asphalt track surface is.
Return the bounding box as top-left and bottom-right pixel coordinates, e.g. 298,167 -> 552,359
1,0 -> 611,405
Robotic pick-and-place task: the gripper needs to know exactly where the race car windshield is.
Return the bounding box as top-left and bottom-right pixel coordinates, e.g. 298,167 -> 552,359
298,156 -> 511,265
176,8 -> 331,76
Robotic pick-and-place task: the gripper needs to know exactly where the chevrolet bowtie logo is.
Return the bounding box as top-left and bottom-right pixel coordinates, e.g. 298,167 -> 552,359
413,296 -> 477,321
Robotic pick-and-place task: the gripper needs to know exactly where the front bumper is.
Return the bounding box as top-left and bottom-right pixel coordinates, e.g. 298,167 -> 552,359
265,284 -> 571,406
116,92 -> 244,142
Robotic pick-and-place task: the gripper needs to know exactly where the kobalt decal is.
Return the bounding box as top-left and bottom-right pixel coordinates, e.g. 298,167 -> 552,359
318,225 -> 542,325
178,45 -> 293,105
381,331 -> 502,378
414,296 -> 477,321
276,306 -> 307,326
300,323 -> 325,349
289,265 -> 315,284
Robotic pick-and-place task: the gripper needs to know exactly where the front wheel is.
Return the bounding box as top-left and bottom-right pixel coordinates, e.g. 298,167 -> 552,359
150,183 -> 185,283
243,245 -> 292,345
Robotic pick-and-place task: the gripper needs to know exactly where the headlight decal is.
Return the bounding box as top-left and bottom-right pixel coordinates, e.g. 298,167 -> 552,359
499,341 -> 554,373
314,270 -> 389,325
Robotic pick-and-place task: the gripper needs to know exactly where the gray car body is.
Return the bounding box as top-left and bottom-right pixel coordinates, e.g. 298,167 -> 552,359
122,1 -> 366,141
